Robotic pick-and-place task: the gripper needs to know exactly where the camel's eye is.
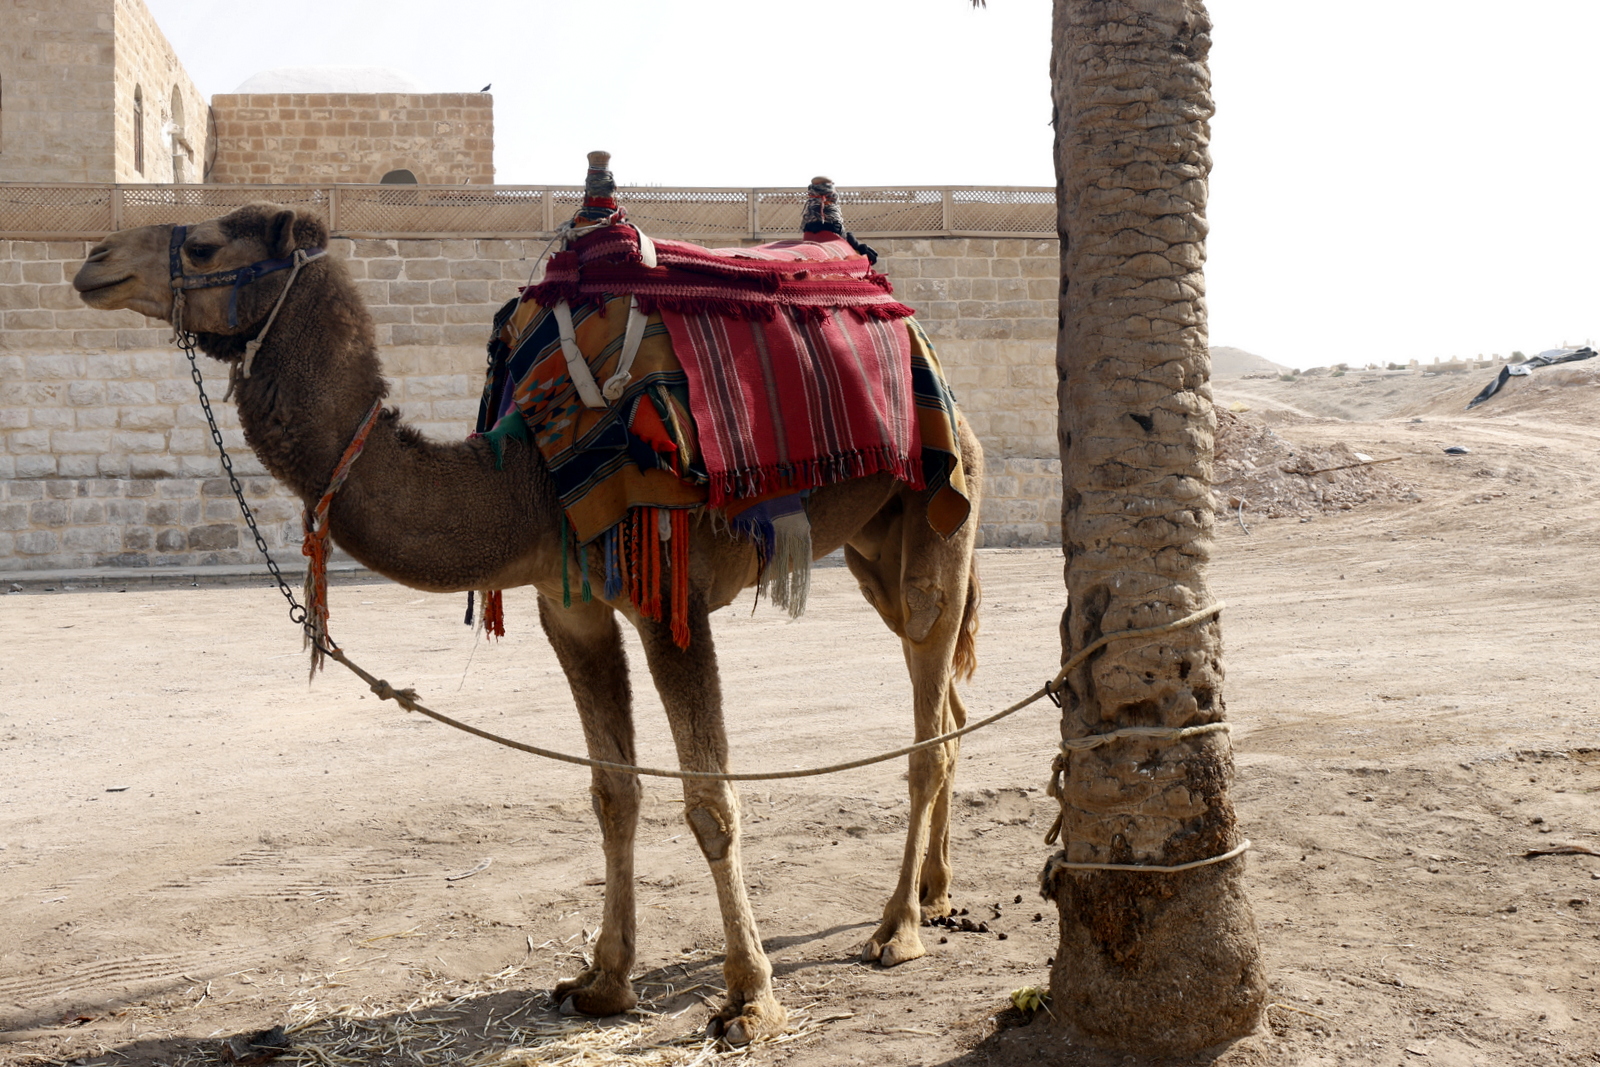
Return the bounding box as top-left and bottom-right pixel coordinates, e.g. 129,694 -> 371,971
186,243 -> 219,264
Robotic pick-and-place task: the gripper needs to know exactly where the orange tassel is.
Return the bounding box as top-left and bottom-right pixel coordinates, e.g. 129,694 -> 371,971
484,590 -> 505,638
670,509 -> 690,649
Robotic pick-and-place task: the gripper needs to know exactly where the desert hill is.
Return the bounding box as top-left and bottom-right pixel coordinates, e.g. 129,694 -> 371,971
1210,344 -> 1293,378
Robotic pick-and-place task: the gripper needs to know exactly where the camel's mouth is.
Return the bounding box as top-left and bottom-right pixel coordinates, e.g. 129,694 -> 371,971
73,274 -> 138,308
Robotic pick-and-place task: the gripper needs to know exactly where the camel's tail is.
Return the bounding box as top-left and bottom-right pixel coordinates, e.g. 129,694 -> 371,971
952,557 -> 981,681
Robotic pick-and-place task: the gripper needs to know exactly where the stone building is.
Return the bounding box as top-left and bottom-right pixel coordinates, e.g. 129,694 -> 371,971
0,0 -> 206,184
208,80 -> 495,186
0,4 -> 494,187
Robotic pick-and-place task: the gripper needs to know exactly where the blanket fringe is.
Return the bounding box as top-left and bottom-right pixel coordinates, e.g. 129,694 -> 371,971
707,447 -> 922,508
760,508 -> 812,619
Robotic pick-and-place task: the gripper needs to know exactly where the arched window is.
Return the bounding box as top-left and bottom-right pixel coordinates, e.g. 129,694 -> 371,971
133,86 -> 144,175
380,169 -> 418,185
170,87 -> 186,183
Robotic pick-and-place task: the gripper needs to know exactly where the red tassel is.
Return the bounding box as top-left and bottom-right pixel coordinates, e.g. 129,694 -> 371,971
671,509 -> 690,650
484,590 -> 505,638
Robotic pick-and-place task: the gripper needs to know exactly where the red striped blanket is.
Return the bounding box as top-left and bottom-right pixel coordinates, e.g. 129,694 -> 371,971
663,306 -> 921,506
523,225 -> 924,507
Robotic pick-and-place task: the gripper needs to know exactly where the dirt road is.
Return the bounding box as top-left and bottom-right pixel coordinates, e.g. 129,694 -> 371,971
2,370 -> 1598,1066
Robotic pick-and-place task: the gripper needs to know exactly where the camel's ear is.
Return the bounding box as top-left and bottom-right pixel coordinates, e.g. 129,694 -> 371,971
266,209 -> 300,258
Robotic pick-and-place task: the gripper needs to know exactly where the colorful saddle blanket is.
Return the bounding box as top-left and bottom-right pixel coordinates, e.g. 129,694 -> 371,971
476,226 -> 971,641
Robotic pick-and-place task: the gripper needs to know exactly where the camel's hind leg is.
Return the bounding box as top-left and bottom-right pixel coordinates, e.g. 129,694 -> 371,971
847,493 -> 979,967
538,596 -> 641,1017
635,599 -> 785,1046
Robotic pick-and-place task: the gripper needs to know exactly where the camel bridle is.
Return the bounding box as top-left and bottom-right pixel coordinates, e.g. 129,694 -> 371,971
167,223 -> 325,373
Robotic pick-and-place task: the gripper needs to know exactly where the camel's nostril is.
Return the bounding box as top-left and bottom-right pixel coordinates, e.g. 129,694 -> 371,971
85,246 -> 111,263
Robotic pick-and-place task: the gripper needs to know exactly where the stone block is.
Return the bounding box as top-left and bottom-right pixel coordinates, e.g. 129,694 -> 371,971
23,353 -> 84,380
167,429 -> 209,454
0,504 -> 29,531
450,259 -> 503,280
399,240 -> 443,259
392,324 -> 443,346
30,499 -> 70,526
0,408 -> 26,429
66,380 -> 106,406
0,285 -> 42,310
21,262 -> 63,284
111,430 -> 167,453
130,352 -> 178,378
366,259 -> 402,280
15,530 -> 60,555
70,498 -> 106,523
405,375 -> 470,399
353,240 -> 398,258
188,523 -> 240,551
369,305 -> 412,325
430,398 -> 479,422
32,407 -> 74,430
403,258 -> 449,280
412,305 -> 446,325
121,528 -> 153,551
129,455 -> 181,478
388,281 -> 432,305
428,280 -> 457,304
116,329 -> 171,349
105,499 -> 145,523
441,324 -> 487,347
446,300 -> 491,323
8,428 -> 51,453
155,528 -> 187,552
56,452 -> 96,477
118,406 -> 177,431
51,430 -> 111,453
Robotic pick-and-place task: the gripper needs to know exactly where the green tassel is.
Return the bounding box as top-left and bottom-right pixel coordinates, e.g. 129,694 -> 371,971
579,542 -> 593,602
561,514 -> 572,608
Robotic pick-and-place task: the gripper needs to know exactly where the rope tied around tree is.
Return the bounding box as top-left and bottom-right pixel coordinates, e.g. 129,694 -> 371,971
174,307 -> 1241,804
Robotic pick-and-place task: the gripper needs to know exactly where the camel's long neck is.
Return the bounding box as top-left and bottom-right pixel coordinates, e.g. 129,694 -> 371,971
207,265 -> 559,594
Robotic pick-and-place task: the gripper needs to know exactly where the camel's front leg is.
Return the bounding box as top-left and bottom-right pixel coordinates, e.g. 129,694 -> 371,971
538,595 -> 640,1016
636,603 -> 786,1046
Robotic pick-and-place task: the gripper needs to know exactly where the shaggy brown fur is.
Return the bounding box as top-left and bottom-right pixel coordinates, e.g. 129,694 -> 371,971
75,204 -> 985,1045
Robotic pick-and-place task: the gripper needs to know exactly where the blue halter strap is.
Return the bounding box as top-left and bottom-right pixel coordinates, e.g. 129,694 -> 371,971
168,224 -> 325,328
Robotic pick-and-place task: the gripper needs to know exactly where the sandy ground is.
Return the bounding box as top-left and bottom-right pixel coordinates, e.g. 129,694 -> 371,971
3,364 -> 1600,1067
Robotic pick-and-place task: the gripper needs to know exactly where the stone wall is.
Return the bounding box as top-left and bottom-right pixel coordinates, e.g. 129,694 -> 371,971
207,94 -> 495,185
0,235 -> 1060,574
0,0 -> 117,182
111,0 -> 207,184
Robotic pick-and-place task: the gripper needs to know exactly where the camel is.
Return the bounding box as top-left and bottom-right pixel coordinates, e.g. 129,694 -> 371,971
73,202 -> 983,1046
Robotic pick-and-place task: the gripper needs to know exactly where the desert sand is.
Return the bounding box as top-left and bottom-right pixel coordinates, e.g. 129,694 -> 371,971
2,362 -> 1598,1067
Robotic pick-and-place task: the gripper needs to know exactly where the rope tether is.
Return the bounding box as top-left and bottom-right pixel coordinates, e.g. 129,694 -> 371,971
328,602 -> 1226,783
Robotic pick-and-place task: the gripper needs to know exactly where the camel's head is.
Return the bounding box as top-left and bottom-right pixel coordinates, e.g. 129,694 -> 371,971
75,204 -> 330,339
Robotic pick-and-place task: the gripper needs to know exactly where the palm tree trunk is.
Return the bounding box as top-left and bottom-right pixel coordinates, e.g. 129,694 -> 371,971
1047,0 -> 1265,1053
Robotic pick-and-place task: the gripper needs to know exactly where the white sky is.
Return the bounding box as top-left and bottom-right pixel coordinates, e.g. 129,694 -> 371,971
147,0 -> 1597,370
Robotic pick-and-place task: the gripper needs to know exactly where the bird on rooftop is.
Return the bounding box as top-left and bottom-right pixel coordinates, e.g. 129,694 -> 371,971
480,84 -> 491,92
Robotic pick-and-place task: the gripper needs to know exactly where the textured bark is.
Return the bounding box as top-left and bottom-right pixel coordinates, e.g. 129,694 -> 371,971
1046,0 -> 1266,1054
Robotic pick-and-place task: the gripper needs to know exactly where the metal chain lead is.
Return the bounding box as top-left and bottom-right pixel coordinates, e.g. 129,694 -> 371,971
178,331 -> 312,638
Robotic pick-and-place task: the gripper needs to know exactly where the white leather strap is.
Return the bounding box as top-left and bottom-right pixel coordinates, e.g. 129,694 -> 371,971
554,301 -> 608,409
601,228 -> 659,402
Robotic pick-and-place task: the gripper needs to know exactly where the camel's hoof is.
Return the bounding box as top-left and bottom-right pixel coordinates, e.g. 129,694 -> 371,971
919,898 -> 953,922
552,972 -> 637,1017
863,926 -> 926,967
705,996 -> 786,1047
